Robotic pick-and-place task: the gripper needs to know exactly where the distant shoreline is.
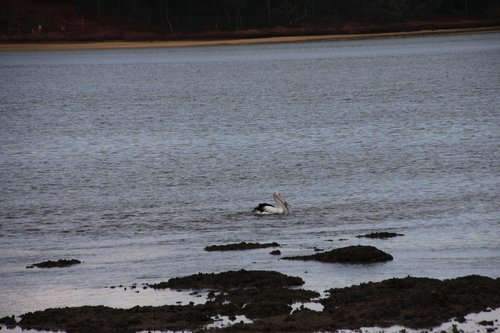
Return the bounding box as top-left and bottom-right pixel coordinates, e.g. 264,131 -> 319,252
1,26 -> 499,52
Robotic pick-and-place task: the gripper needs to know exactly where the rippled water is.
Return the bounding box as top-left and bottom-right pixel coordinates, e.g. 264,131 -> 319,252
1,32 -> 499,318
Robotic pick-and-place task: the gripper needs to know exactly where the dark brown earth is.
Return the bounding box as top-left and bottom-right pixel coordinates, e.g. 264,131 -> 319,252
16,274 -> 500,333
282,245 -> 393,263
356,232 -> 405,239
204,242 -> 280,252
26,259 -> 81,269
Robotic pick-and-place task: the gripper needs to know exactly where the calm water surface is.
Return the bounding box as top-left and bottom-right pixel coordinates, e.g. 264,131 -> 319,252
1,32 -> 499,318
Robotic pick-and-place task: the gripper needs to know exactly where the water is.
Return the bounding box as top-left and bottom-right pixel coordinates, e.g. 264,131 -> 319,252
1,32 -> 499,319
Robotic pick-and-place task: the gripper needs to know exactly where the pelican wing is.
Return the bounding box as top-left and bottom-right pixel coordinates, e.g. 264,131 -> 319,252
253,203 -> 274,212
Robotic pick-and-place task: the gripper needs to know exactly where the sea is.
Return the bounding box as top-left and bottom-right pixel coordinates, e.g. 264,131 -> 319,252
0,31 -> 499,323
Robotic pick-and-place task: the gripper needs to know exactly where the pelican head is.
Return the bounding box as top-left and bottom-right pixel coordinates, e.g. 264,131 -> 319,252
273,192 -> 290,212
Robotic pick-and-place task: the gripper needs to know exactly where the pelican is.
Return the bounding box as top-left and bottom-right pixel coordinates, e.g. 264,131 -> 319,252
253,192 -> 290,215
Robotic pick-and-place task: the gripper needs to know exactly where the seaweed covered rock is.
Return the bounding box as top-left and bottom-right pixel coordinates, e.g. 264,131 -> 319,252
149,269 -> 304,290
282,245 -> 393,263
356,232 -> 404,239
28,259 -> 81,269
213,287 -> 320,318
0,315 -> 16,327
204,242 -> 280,252
19,304 -> 217,333
320,275 -> 500,329
15,275 -> 500,333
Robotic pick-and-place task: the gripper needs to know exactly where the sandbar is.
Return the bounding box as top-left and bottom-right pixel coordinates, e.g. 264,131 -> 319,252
0,26 -> 498,52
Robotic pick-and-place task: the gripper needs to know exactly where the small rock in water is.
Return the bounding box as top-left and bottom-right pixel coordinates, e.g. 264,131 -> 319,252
30,259 -> 82,269
356,232 -> 404,239
283,245 -> 393,263
204,241 -> 280,252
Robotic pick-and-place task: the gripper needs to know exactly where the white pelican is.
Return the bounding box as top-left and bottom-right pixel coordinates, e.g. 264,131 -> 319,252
253,192 -> 290,215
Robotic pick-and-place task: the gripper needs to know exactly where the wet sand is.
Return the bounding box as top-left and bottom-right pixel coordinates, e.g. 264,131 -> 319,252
0,26 -> 498,52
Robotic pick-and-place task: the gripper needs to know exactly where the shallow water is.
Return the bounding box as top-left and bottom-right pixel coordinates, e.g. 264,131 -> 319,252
0,32 -> 499,318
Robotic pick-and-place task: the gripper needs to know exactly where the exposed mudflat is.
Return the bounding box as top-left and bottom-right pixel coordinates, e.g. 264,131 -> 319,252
15,274 -> 500,333
282,245 -> 394,263
204,242 -> 280,252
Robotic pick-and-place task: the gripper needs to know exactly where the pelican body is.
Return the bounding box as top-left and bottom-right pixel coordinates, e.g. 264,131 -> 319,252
253,192 -> 290,215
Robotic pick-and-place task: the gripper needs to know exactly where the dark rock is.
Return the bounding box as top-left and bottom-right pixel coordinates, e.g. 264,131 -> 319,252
282,245 -> 393,263
356,232 -> 404,239
31,259 -> 81,269
204,242 -> 280,252
319,275 -> 500,329
212,287 -> 319,318
14,275 -> 500,333
149,269 -> 304,290
18,304 -> 216,333
270,250 -> 281,255
0,315 -> 16,327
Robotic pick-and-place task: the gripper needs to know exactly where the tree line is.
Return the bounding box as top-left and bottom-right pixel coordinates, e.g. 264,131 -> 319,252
78,0 -> 499,32
1,0 -> 499,35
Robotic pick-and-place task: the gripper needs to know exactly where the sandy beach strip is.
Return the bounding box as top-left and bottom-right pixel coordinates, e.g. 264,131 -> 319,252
1,26 -> 499,52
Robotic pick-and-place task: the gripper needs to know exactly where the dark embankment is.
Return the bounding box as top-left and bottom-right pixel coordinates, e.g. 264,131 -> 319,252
205,242 -> 280,252
16,275 -> 500,333
282,245 -> 393,263
26,259 -> 81,269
